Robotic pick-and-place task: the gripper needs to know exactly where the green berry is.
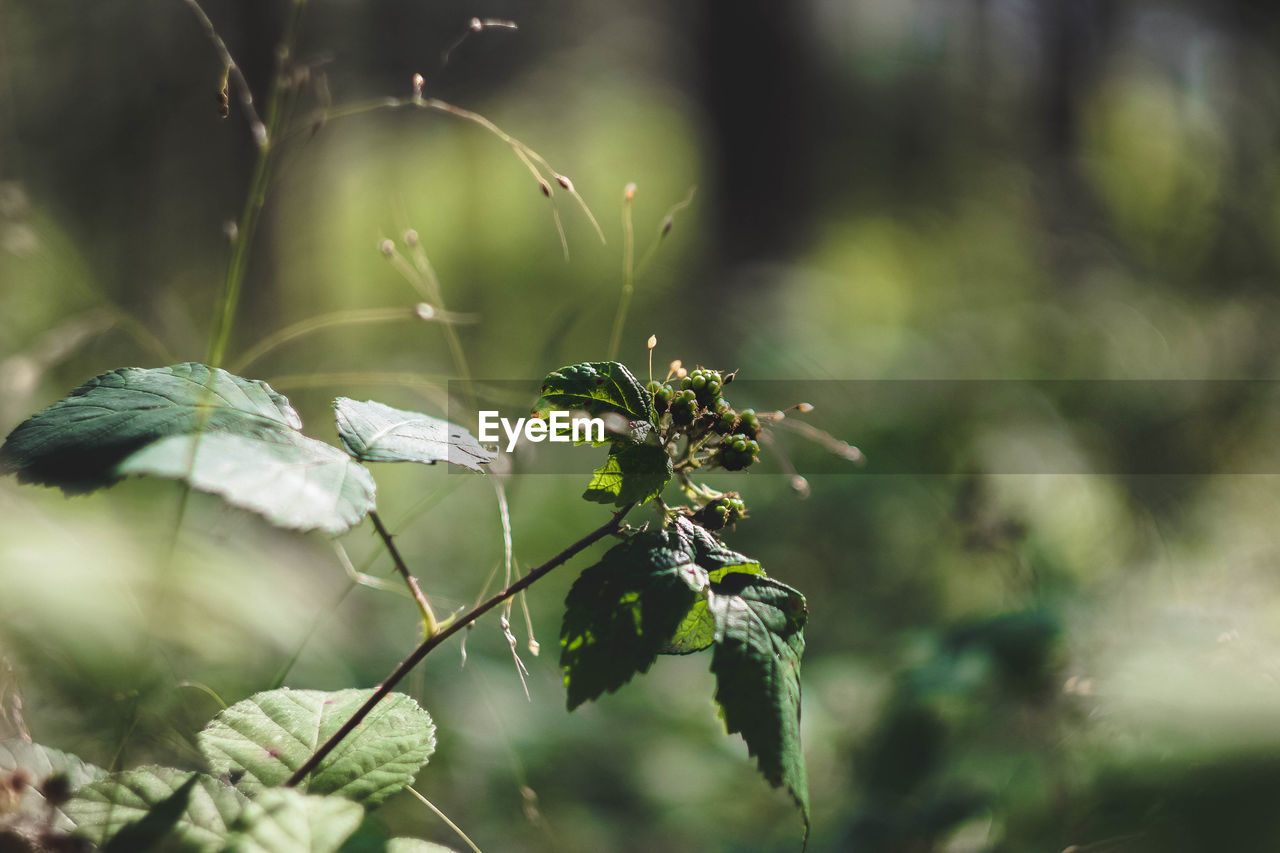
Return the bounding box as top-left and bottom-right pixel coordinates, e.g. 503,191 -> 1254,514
738,409 -> 761,440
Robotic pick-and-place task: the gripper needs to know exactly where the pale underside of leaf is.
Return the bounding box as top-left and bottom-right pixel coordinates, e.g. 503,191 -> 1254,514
333,398 -> 495,471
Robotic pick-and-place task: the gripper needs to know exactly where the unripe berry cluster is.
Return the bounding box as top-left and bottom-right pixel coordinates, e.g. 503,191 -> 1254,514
647,368 -> 761,471
694,494 -> 747,531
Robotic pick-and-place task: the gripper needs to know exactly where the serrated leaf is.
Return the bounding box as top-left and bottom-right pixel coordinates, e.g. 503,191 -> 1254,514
222,789 -> 364,853
582,442 -> 672,507
533,362 -> 656,436
65,766 -> 250,851
0,738 -> 106,829
708,573 -> 809,831
333,398 -> 495,472
675,516 -> 764,579
102,772 -> 200,852
197,689 -> 435,808
118,432 -> 375,535
560,528 -> 709,709
0,363 -> 376,534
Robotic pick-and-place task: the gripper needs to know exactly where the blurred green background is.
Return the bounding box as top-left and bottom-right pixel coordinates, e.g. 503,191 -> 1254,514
6,1 -> 1280,850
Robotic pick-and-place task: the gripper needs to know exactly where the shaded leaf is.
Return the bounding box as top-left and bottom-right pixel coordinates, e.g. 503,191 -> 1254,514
560,528 -> 708,709
222,789 -> 364,853
0,738 -> 106,830
533,362 -> 656,438
708,573 -> 809,830
333,398 -> 494,472
119,432 -> 375,536
102,772 -> 200,853
198,689 -> 435,808
65,766 -> 250,851
582,442 -> 671,507
0,364 -> 375,534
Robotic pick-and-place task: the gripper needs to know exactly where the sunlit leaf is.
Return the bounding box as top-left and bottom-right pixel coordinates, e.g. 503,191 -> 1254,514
333,398 -> 495,472
582,442 -> 671,507
560,527 -> 708,709
0,363 -> 376,534
222,789 -> 364,853
708,573 -> 809,832
198,689 -> 436,808
65,766 -> 250,850
118,432 -> 375,536
532,361 -> 656,438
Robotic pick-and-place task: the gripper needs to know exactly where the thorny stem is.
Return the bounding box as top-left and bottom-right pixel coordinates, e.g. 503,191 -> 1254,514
369,510 -> 438,638
284,503 -> 635,788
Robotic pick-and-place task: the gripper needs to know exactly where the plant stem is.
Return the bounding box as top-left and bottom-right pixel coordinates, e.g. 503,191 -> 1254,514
205,0 -> 307,369
284,503 -> 634,788
369,510 -> 438,638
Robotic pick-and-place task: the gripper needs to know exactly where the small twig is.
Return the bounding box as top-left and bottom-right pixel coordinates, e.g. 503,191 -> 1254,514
408,786 -> 484,853
369,510 -> 438,638
284,503 -> 635,788
179,0 -> 266,145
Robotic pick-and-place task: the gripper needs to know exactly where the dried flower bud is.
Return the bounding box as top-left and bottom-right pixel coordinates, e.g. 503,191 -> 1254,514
415,302 -> 436,320
556,174 -> 574,191
539,179 -> 552,198
469,17 -> 484,31
404,229 -> 420,247
647,334 -> 657,349
623,182 -> 637,202
379,238 -> 395,257
660,216 -> 673,237
796,402 -> 814,413
412,73 -> 424,99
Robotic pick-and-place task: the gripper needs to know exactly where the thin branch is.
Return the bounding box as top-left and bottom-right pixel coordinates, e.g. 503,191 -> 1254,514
408,786 -> 484,853
369,510 -> 438,638
178,0 -> 266,145
284,503 -> 634,788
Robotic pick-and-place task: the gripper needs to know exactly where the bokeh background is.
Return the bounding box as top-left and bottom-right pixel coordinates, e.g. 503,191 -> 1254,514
6,1 -> 1280,850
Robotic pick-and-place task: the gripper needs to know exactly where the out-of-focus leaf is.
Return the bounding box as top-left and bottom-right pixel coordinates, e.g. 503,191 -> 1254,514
65,766 -> 249,851
198,689 -> 435,808
222,789 -> 364,853
582,442 -> 671,507
709,573 -> 809,833
333,398 -> 494,472
0,739 -> 106,830
560,527 -> 708,709
0,363 -> 376,534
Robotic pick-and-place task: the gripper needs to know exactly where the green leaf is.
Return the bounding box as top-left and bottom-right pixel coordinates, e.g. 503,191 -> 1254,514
118,432 -> 375,536
0,363 -> 376,534
0,738 -> 107,829
385,841 -> 457,853
222,789 -> 365,853
533,362 -> 656,437
65,766 -> 250,851
560,527 -> 709,709
582,442 -> 672,507
333,398 -> 495,472
102,772 -> 200,852
197,689 -> 436,808
708,573 -> 809,830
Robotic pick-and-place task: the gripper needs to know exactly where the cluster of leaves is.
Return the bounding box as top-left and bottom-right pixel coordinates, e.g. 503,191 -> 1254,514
0,689 -> 447,852
0,358 -> 812,843
535,362 -> 811,834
